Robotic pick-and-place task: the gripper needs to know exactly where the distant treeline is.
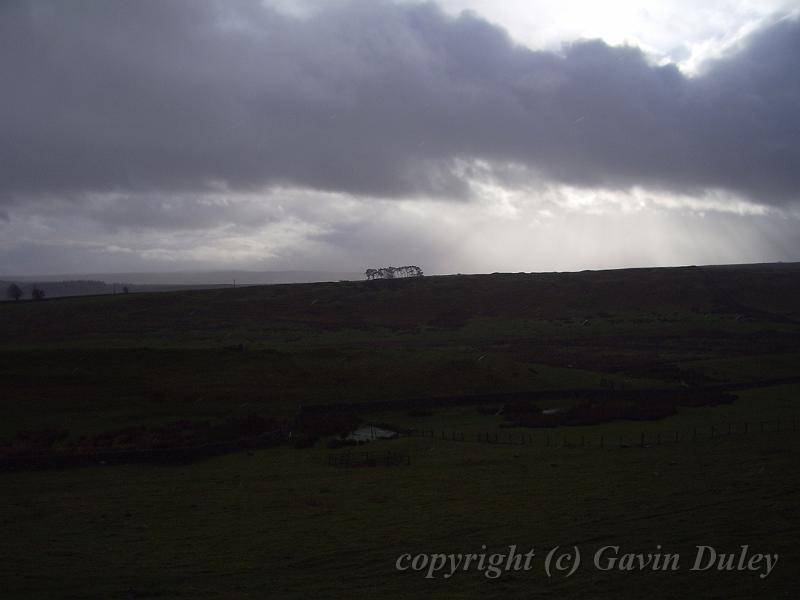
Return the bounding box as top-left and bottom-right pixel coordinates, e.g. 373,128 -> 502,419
1,280 -> 129,299
1,279 -> 239,300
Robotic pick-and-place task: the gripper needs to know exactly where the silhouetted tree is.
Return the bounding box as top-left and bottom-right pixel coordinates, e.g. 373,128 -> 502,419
31,287 -> 45,301
6,283 -> 22,301
122,286 -> 130,294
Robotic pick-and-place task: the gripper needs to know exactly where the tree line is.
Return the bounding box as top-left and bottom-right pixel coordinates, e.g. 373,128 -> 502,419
5,283 -> 44,301
4,281 -> 133,301
364,266 -> 423,280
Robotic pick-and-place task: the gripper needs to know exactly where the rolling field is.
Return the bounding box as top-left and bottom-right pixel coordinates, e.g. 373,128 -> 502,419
1,264 -> 799,598
2,387 -> 798,599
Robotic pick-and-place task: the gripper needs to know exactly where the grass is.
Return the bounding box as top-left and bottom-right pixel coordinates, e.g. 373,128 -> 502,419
2,388 -> 797,599
1,264 -> 799,598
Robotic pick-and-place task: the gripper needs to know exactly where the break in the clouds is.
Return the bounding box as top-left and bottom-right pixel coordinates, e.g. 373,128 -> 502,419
0,0 -> 799,275
2,0 -> 800,204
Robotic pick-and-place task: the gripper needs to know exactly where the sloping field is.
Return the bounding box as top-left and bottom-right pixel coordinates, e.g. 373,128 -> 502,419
0,263 -> 798,599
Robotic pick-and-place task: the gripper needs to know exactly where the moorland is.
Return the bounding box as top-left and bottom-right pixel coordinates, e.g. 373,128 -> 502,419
1,263 -> 798,599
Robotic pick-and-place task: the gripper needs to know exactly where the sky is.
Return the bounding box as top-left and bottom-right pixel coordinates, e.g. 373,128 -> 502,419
1,0 -> 799,277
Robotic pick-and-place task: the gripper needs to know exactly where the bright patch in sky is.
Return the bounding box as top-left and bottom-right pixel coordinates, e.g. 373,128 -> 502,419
423,0 -> 799,71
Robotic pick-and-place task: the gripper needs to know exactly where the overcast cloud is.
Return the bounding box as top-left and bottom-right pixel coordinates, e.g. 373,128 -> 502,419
0,0 -> 798,275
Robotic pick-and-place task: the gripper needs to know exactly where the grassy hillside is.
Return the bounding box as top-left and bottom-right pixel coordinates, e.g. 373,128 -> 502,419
1,264 -> 798,599
3,264 -> 799,348
1,264 -> 798,437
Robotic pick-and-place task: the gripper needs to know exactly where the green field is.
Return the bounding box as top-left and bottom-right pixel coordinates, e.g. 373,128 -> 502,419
1,264 -> 799,598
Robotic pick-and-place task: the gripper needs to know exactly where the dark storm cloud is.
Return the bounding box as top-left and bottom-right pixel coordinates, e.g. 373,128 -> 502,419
18,192 -> 289,232
1,0 -> 799,205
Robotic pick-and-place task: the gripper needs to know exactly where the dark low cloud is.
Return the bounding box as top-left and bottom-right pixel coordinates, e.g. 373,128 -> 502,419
1,0 -> 798,205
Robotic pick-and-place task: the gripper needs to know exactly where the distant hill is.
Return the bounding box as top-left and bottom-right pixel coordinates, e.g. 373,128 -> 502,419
0,270 -> 363,299
2,262 -> 799,345
3,270 -> 363,285
0,279 -> 243,300
1,279 -> 123,299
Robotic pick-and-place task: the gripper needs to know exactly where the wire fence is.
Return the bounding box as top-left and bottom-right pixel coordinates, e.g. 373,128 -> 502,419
405,415 -> 799,449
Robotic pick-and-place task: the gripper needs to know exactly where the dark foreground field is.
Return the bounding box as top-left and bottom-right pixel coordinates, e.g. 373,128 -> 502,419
1,263 -> 799,598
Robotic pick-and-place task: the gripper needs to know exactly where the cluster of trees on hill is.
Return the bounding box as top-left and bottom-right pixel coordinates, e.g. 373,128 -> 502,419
364,266 -> 423,280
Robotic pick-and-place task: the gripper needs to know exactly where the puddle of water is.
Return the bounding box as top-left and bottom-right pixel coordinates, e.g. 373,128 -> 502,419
346,426 -> 398,441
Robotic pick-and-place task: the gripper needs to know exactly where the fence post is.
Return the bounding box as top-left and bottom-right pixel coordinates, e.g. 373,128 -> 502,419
640,432 -> 645,447
600,434 -> 604,449
657,432 -> 661,446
